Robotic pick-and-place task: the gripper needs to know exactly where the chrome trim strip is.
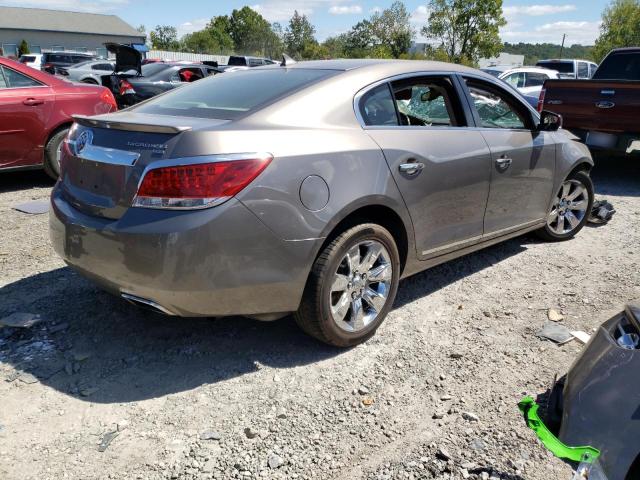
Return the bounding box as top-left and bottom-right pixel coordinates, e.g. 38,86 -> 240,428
72,142 -> 140,166
121,293 -> 176,316
421,219 -> 545,257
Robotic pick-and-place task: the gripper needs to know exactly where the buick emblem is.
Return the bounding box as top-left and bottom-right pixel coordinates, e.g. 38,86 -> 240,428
75,130 -> 93,155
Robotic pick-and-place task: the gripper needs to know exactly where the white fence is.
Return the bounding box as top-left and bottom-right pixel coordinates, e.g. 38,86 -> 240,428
148,50 -> 229,65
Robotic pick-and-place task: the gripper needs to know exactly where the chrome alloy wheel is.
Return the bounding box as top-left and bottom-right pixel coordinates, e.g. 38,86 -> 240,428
547,179 -> 589,235
329,240 -> 393,332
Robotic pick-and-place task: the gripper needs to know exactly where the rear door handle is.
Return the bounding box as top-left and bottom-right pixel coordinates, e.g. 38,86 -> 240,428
399,162 -> 425,176
495,157 -> 513,169
23,98 -> 44,106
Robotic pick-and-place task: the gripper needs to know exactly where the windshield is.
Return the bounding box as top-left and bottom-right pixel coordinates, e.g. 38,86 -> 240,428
536,61 -> 574,73
141,63 -> 171,77
593,51 -> 640,80
134,68 -> 338,120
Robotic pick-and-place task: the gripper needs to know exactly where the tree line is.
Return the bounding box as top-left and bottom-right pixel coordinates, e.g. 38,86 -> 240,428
144,0 -> 640,65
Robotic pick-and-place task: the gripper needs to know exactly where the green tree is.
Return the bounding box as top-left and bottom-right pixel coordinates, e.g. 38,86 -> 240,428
284,11 -> 317,59
421,0 -> 506,64
502,42 -> 594,65
150,25 -> 180,50
182,30 -> 219,54
370,1 -> 414,58
594,0 -> 640,62
344,20 -> 377,57
229,6 -> 279,56
18,40 -> 29,56
206,16 -> 235,54
322,34 -> 349,58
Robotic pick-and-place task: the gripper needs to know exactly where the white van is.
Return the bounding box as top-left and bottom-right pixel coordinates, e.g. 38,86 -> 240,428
18,53 -> 43,70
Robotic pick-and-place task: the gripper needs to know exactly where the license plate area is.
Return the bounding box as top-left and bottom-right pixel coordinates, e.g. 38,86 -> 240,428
586,131 -> 617,148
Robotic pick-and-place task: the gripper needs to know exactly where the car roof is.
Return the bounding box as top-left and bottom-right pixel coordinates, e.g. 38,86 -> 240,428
500,66 -> 558,74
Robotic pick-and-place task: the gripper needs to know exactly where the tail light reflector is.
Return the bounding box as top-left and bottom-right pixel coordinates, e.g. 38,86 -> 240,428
537,88 -> 546,113
119,79 -> 136,96
100,88 -> 118,111
133,154 -> 272,209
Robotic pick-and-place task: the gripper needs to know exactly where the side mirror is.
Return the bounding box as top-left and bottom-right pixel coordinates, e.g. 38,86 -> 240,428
538,110 -> 562,131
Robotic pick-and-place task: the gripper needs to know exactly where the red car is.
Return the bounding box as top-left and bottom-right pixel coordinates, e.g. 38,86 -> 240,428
0,57 -> 117,178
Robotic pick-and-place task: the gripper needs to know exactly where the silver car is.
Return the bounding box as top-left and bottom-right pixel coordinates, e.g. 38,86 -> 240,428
59,60 -> 115,84
50,60 -> 594,346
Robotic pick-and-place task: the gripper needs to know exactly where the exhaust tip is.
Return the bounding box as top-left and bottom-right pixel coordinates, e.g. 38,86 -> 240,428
121,292 -> 176,316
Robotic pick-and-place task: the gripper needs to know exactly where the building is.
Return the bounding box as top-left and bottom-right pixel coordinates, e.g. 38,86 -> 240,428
478,52 -> 525,69
0,6 -> 146,58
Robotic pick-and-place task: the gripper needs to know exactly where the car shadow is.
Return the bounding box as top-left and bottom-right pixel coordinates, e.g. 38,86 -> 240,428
591,155 -> 640,197
0,169 -> 54,194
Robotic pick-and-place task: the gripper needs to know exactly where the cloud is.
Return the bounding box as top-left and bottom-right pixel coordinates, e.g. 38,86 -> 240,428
176,18 -> 209,38
503,4 -> 576,18
329,5 -> 362,15
251,1 -> 356,21
501,20 -> 601,45
1,0 -> 128,13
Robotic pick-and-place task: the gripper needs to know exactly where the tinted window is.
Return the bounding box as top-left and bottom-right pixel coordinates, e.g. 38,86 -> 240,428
577,62 -> 589,79
177,68 -> 204,82
465,80 -> 528,129
47,54 -> 69,63
504,72 -> 525,88
92,63 -> 113,71
19,56 -> 35,63
589,63 -> 598,77
228,56 -> 247,66
0,70 -> 7,88
1,66 -> 41,88
359,84 -> 398,126
593,51 -> 640,80
536,61 -> 574,73
135,68 -> 338,120
141,63 -> 171,77
391,77 -> 460,127
525,72 -> 548,87
72,55 -> 92,63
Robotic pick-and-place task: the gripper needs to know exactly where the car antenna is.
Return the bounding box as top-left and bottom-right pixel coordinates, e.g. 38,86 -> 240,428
281,54 -> 296,67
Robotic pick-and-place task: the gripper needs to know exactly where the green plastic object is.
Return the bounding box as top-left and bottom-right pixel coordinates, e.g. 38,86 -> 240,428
518,396 -> 600,463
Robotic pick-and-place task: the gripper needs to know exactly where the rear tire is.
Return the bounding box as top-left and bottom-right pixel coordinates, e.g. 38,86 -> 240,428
295,223 -> 400,347
536,171 -> 593,241
43,128 -> 69,179
81,78 -> 98,84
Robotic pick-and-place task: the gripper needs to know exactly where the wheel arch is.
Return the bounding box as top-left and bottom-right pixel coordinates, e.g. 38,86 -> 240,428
43,121 -> 72,155
315,200 -> 413,275
567,159 -> 593,178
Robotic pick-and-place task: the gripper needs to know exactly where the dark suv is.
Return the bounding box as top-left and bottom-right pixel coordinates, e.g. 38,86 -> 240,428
41,52 -> 96,75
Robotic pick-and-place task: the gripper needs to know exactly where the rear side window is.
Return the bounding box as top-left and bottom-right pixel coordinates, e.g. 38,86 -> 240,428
359,84 -> 398,126
504,72 -> 525,88
577,62 -> 589,79
92,63 -> 113,71
525,72 -> 548,87
135,68 -> 338,120
391,76 -> 462,127
1,66 -> 42,88
593,52 -> 640,80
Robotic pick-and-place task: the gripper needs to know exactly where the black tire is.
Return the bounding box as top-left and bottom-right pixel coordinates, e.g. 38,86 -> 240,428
295,223 -> 400,347
43,128 -> 69,179
536,170 -> 594,242
81,78 -> 99,84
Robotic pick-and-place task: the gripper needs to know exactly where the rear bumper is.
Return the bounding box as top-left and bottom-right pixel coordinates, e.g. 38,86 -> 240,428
570,128 -> 640,156
49,185 -> 319,317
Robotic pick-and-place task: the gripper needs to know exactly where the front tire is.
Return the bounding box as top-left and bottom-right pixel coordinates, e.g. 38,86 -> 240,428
295,224 -> 400,347
536,171 -> 594,241
43,128 -> 69,179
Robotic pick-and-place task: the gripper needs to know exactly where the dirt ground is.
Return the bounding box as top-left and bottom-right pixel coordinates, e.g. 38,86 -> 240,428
0,160 -> 638,480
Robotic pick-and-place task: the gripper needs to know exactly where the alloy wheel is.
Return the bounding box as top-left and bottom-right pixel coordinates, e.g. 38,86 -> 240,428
547,179 -> 589,235
329,240 -> 393,333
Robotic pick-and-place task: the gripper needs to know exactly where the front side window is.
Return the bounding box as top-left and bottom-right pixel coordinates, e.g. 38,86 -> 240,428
1,66 -> 42,88
465,80 -> 528,130
391,77 -> 460,127
359,84 -> 398,126
135,68 -> 338,120
504,72 -> 525,88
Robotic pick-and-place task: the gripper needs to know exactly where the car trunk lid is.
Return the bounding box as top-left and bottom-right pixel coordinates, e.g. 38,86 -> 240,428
60,113 -> 229,220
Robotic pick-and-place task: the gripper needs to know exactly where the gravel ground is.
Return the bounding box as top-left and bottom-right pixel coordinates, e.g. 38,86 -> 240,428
0,160 -> 638,480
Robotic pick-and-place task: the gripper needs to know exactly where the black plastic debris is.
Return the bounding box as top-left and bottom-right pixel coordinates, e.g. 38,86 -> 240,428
588,199 -> 616,225
12,200 -> 49,215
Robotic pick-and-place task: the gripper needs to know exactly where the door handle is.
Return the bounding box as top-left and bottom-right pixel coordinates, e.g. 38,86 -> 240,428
23,98 -> 44,106
399,162 -> 425,176
495,157 -> 513,169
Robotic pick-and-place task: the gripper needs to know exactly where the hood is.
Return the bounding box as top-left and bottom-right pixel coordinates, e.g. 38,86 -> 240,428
105,43 -> 141,75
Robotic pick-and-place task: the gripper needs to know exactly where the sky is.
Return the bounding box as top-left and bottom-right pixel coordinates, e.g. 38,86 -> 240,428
5,0 -> 610,45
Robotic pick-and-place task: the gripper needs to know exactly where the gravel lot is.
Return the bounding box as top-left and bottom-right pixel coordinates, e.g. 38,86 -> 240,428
0,160 -> 639,480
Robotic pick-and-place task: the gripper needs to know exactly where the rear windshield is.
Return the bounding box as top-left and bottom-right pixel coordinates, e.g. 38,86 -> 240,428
536,61 -> 574,73
593,51 -> 640,80
227,56 -> 247,66
134,68 -> 338,120
19,56 -> 35,63
141,63 -> 171,76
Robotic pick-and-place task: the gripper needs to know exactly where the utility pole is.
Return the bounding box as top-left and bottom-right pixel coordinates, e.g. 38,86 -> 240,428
559,34 -> 566,59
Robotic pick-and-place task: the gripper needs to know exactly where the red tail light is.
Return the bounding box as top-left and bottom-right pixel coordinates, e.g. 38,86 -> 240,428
119,79 -> 136,96
133,155 -> 272,209
100,88 -> 118,111
537,88 -> 546,112
42,63 -> 54,71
